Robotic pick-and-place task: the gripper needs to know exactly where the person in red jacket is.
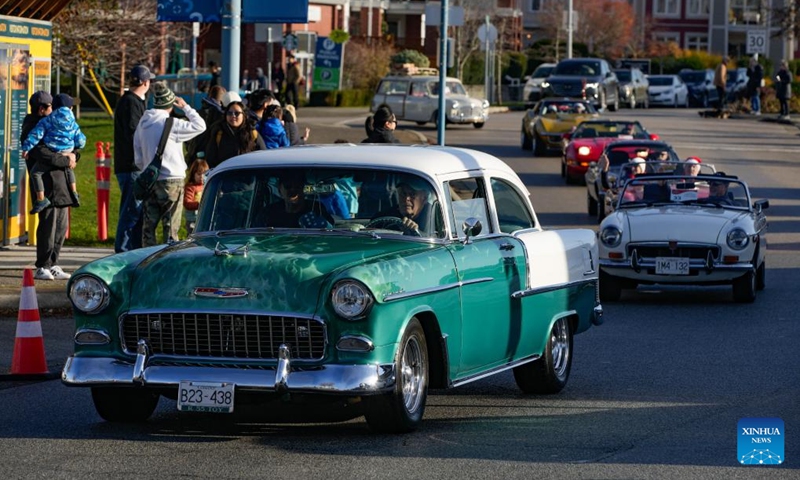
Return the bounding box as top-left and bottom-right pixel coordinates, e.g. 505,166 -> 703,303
183,158 -> 209,235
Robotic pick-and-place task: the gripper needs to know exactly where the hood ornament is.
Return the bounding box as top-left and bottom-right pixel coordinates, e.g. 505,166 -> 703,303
194,287 -> 249,298
214,241 -> 249,257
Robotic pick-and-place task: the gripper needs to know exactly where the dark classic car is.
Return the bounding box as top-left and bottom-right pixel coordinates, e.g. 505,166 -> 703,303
561,120 -> 658,184
542,58 -> 619,111
679,69 -> 719,108
62,145 -> 602,433
614,68 -> 649,109
521,98 -> 598,156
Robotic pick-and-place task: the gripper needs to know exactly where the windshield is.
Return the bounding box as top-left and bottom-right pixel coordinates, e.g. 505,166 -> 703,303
532,65 -> 554,78
196,167 -> 445,238
573,122 -> 648,139
618,175 -> 749,209
679,71 -> 706,83
539,100 -> 595,115
553,60 -> 601,76
648,76 -> 675,86
429,81 -> 467,96
614,71 -> 631,82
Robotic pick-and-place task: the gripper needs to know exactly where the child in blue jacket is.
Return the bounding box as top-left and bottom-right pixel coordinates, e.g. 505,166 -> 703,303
22,93 -> 86,213
257,104 -> 290,149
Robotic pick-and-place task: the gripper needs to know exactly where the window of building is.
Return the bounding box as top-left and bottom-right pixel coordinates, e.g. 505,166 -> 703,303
686,0 -> 709,17
686,34 -> 709,51
529,0 -> 543,12
654,0 -> 680,17
730,0 -> 763,25
654,32 -> 680,45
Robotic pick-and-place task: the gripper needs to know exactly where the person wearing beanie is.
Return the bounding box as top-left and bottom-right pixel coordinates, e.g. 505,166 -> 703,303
22,93 -> 85,215
134,81 -> 206,246
114,64 -> 152,253
362,106 -> 400,144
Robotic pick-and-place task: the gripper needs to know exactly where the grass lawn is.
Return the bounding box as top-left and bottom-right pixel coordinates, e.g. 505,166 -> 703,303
68,111 -> 186,247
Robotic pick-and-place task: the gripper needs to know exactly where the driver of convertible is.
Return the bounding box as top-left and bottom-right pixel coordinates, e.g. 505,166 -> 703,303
371,177 -> 432,236
705,175 -> 734,205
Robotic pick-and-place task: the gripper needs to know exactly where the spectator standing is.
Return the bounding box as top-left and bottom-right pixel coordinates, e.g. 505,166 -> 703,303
283,104 -> 310,146
776,60 -> 793,120
134,82 -> 206,246
113,64 -> 151,253
22,93 -> 85,214
257,104 -> 290,149
205,100 -> 266,168
22,91 -> 78,280
362,107 -> 400,143
746,56 -> 764,115
272,64 -> 285,97
188,84 -> 226,159
241,69 -> 251,90
209,61 -> 220,87
713,57 -> 728,110
255,67 -> 268,89
285,58 -> 303,107
183,158 -> 209,235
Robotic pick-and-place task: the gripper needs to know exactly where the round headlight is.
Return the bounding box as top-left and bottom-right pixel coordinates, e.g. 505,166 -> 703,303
331,280 -> 374,320
541,81 -> 550,89
69,275 -> 110,314
727,229 -> 749,250
578,146 -> 592,156
600,226 -> 623,247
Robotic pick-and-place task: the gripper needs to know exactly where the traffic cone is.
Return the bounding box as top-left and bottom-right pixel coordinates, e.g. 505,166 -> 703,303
10,269 -> 49,375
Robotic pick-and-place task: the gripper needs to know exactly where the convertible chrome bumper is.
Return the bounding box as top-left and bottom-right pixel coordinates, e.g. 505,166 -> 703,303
62,341 -> 396,395
599,258 -> 753,282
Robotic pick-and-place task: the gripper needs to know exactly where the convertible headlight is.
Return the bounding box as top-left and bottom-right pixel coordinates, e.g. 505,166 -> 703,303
727,229 -> 749,250
600,227 -> 623,247
331,280 -> 374,320
578,146 -> 591,156
69,275 -> 110,314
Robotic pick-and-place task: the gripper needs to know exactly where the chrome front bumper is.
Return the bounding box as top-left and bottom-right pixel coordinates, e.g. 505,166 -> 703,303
62,341 -> 396,395
599,258 -> 753,282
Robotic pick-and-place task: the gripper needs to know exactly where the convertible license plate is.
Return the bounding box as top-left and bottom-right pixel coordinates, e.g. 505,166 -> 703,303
178,381 -> 235,413
655,257 -> 690,275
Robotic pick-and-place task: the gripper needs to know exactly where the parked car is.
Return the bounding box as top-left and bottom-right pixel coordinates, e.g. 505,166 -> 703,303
598,172 -> 768,303
521,98 -> 598,156
679,69 -> 718,108
614,68 -> 649,109
371,72 -> 489,128
522,62 -> 556,106
61,145 -> 603,433
727,67 -> 749,101
561,120 -> 658,184
542,58 -> 619,111
647,75 -> 689,107
584,140 -> 680,222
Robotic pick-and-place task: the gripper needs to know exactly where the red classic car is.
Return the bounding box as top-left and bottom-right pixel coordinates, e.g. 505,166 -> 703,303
561,120 -> 657,184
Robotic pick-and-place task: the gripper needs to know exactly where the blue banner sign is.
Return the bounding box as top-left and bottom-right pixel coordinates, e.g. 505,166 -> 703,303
156,0 -> 308,23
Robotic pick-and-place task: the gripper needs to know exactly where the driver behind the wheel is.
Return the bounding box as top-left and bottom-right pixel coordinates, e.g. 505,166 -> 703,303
371,177 -> 433,237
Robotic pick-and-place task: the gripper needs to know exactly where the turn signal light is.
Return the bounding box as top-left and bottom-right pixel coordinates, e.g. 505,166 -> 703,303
609,252 -> 624,259
723,255 -> 739,263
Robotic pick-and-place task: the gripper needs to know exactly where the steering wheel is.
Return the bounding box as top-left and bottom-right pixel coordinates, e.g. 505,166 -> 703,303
366,216 -> 405,231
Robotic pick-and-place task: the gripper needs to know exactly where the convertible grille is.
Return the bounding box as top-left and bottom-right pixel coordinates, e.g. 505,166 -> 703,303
627,244 -> 720,260
120,313 -> 326,360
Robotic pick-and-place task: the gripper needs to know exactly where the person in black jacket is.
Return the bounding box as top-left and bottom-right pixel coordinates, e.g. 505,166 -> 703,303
113,64 -> 151,252
362,107 -> 400,144
22,91 -> 78,280
283,104 -> 309,146
746,56 -> 764,115
205,100 -> 266,168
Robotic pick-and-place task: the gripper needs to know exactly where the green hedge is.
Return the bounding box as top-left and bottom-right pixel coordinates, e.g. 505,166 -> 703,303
308,89 -> 373,107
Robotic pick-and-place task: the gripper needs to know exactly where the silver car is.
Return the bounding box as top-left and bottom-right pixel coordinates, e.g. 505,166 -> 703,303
371,75 -> 489,128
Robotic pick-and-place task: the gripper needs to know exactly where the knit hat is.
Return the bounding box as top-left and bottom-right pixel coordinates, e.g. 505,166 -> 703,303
685,156 -> 702,165
29,91 -> 52,110
221,91 -> 242,108
152,81 -> 176,109
53,93 -> 74,109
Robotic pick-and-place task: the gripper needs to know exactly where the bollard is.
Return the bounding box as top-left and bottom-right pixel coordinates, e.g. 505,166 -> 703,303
95,141 -> 110,240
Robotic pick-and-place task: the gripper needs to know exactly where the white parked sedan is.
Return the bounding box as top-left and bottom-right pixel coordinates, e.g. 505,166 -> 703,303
598,173 -> 769,303
647,75 -> 689,107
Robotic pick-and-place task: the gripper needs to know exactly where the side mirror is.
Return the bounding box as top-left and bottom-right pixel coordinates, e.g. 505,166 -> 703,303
754,199 -> 770,211
462,217 -> 482,244
524,75 -> 531,81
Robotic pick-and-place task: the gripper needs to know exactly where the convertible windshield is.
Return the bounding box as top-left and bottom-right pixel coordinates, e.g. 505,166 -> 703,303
573,121 -> 648,139
618,175 -> 749,209
196,167 -> 444,238
539,100 -> 594,115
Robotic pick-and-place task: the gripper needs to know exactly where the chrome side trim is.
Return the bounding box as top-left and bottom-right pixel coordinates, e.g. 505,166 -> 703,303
450,354 -> 541,388
383,277 -> 493,302
62,357 -> 397,395
511,278 -> 596,299
132,339 -> 148,385
275,345 -> 290,392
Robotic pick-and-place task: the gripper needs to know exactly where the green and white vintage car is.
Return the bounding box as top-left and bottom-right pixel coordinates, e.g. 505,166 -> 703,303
62,145 -> 603,432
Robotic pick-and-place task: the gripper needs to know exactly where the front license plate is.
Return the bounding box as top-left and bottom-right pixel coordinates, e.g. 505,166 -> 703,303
178,381 -> 235,413
655,257 -> 689,275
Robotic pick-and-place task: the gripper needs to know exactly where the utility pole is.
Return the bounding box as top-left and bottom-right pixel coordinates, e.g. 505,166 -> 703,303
221,0 -> 241,93
437,0 -> 449,146
567,0 -> 573,59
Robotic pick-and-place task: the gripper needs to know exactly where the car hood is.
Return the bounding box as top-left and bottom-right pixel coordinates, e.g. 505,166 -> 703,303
623,207 -> 740,242
538,114 -> 596,133
126,234 -> 435,314
547,75 -> 602,85
447,95 -> 484,107
649,85 -> 677,93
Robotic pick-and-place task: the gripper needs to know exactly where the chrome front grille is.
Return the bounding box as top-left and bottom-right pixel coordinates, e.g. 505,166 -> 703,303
627,244 -> 720,260
121,313 -> 326,360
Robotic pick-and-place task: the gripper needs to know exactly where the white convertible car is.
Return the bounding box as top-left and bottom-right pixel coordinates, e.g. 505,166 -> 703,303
598,172 -> 769,303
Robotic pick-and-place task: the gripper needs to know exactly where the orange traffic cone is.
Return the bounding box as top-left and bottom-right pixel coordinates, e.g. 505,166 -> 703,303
10,269 -> 49,375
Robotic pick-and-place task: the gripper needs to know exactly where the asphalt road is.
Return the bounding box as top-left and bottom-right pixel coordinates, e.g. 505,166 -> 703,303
1,107 -> 798,479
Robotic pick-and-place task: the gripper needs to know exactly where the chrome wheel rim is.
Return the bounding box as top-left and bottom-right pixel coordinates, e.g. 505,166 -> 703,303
401,336 -> 424,413
550,319 -> 570,380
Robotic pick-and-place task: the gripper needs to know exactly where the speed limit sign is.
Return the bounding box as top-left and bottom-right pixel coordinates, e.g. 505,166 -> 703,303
747,30 -> 767,55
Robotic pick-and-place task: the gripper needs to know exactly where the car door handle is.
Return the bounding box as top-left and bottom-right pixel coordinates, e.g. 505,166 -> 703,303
499,243 -> 515,251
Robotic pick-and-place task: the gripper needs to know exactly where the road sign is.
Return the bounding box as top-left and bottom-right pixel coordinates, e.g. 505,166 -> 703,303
747,30 -> 767,55
312,37 -> 343,91
477,23 -> 498,44
283,33 -> 299,52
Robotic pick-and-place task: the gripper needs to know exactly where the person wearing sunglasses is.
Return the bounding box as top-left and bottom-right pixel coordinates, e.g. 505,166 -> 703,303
204,100 -> 266,168
362,106 -> 400,144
